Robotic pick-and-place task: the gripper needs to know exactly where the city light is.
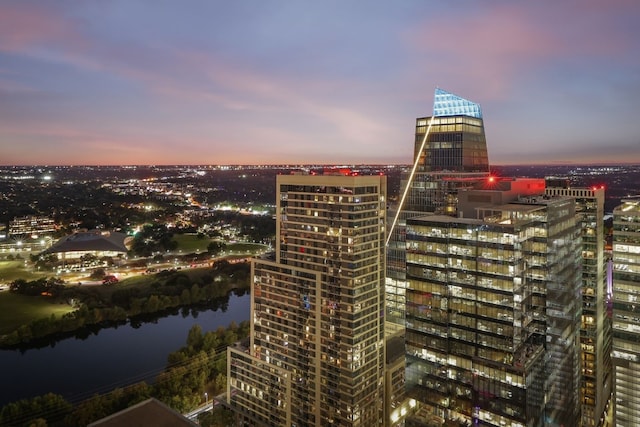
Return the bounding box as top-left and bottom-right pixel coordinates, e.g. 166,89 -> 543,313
386,117 -> 435,246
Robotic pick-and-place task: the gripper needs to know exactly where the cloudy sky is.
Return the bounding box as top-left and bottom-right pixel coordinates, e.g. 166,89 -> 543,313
1,0 -> 639,166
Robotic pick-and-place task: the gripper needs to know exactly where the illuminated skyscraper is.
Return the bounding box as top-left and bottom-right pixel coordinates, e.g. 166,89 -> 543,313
227,172 -> 387,426
612,198 -> 640,427
415,88 -> 488,174
545,181 -> 613,427
386,88 -> 490,332
404,189 -> 582,427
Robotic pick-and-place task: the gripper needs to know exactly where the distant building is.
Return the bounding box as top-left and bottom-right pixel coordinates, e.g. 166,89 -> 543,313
0,238 -> 52,255
8,215 -> 56,237
0,216 -> 57,255
43,230 -> 132,260
612,198 -> 640,427
227,172 -> 387,426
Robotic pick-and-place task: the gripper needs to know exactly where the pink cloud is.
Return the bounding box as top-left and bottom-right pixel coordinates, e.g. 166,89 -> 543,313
404,6 -> 559,100
0,3 -> 86,53
0,77 -> 40,93
142,48 -> 395,151
0,3 -> 162,88
0,2 -> 400,158
404,1 -> 637,102
1,121 -> 171,165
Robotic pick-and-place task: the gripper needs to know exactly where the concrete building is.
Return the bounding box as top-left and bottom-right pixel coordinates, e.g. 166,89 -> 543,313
227,172 -> 387,426
404,190 -> 582,427
611,198 -> 640,427
545,181 -> 613,427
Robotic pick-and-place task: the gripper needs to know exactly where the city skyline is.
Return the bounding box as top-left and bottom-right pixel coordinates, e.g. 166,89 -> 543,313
1,1 -> 639,166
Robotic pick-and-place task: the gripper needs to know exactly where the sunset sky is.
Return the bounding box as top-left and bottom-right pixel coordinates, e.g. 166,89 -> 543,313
1,1 -> 639,166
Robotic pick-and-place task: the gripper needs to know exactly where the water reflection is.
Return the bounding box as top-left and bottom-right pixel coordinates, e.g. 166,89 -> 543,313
0,292 -> 250,406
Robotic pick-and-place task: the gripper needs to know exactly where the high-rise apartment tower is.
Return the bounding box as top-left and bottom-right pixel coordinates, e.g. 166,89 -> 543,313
227,172 -> 387,426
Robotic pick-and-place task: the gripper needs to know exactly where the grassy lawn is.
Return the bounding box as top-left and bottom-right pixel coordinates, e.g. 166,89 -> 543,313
226,242 -> 269,254
82,268 -> 202,297
68,265 -> 238,303
172,234 -> 268,255
0,292 -> 75,335
172,233 -> 217,252
0,266 -> 221,335
0,260 -> 48,283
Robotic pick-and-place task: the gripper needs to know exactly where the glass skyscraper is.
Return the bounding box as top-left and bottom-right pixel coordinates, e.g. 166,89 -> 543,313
404,191 -> 582,427
386,89 -> 490,332
546,182 -> 613,427
389,90 -> 588,427
612,198 -> 640,427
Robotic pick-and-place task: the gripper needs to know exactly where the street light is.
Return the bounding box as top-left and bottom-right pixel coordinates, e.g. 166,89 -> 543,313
204,392 -> 208,405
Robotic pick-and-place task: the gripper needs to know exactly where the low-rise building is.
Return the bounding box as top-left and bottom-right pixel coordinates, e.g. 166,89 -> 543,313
43,230 -> 132,260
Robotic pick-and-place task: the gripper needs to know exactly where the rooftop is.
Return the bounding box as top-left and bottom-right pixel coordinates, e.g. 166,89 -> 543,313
433,87 -> 482,119
44,230 -> 131,254
88,398 -> 197,427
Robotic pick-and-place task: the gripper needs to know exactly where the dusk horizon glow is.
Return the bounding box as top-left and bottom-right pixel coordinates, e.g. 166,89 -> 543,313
1,1 -> 639,166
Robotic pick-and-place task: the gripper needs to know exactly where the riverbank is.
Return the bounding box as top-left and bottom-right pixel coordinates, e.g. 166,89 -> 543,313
0,295 -> 251,426
0,291 -> 75,336
0,260 -> 250,349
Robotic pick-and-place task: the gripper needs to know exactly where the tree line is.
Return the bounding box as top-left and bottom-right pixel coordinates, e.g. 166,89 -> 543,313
1,260 -> 249,348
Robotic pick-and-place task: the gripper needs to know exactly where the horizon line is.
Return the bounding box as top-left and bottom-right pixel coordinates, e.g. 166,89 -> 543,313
1,162 -> 639,168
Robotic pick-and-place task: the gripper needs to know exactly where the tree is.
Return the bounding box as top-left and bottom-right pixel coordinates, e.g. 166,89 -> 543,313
214,374 -> 227,393
189,284 -> 201,302
80,253 -> 97,264
144,295 -> 160,312
186,324 -> 203,350
180,288 -> 191,305
90,268 -> 106,279
0,393 -> 72,427
202,331 -> 220,353
207,241 -> 226,256
167,349 -> 188,367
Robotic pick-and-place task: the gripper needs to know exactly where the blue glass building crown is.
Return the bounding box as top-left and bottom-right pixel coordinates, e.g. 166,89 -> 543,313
433,88 -> 482,118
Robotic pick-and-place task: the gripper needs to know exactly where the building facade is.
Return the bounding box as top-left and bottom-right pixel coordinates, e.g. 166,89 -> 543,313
545,182 -> 613,427
404,192 -> 582,427
612,198 -> 640,427
8,215 -> 56,237
227,172 -> 387,426
386,88 -> 491,333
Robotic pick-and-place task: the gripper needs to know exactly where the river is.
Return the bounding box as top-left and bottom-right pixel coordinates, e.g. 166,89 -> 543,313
0,293 -> 250,407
